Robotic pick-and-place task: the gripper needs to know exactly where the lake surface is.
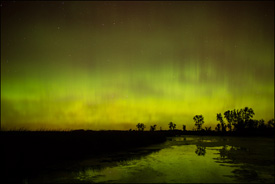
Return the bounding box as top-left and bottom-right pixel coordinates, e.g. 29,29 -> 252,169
28,135 -> 274,183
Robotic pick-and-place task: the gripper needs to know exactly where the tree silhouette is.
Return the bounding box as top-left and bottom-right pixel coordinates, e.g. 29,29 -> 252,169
227,123 -> 232,132
136,123 -> 145,131
231,109 -> 238,130
198,107 -> 272,134
267,119 -> 274,128
215,123 -> 221,132
243,107 -> 255,122
136,123 -> 141,131
223,107 -> 255,132
193,115 -> 204,131
246,119 -> 259,129
232,109 -> 245,131
168,122 -> 176,130
224,110 -> 233,131
150,124 -> 157,131
257,119 -> 265,129
243,107 -> 255,129
217,113 -> 226,132
205,126 -> 211,131
141,123 -> 145,131
182,125 -> 186,131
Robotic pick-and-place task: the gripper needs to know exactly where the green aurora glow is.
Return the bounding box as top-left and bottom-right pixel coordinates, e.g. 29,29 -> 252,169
1,1 -> 274,130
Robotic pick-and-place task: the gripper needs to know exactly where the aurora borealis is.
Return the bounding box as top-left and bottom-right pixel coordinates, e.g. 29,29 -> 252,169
1,1 -> 274,130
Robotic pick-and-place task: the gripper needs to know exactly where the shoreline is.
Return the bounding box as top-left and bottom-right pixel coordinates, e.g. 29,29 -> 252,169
1,130 -> 274,183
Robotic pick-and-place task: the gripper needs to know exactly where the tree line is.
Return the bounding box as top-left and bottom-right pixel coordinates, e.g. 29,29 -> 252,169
215,107 -> 274,132
133,107 -> 274,133
134,122 -> 183,131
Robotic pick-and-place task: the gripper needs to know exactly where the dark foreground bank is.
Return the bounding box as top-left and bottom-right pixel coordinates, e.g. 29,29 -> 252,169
1,130 -> 170,183
1,130 -> 274,183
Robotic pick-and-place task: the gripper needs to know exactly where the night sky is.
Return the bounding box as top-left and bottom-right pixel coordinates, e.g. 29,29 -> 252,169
1,1 -> 274,130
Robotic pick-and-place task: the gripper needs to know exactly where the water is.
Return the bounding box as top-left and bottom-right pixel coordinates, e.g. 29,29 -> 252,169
28,136 -> 274,183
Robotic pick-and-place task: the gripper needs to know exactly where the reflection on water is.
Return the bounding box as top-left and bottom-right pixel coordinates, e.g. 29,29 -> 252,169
213,144 -> 275,183
74,144 -> 236,183
195,145 -> 206,156
28,136 -> 274,183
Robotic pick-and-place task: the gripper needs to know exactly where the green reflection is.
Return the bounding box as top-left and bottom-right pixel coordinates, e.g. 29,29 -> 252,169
73,136 -> 274,183
24,136 -> 274,183
76,145 -> 235,183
